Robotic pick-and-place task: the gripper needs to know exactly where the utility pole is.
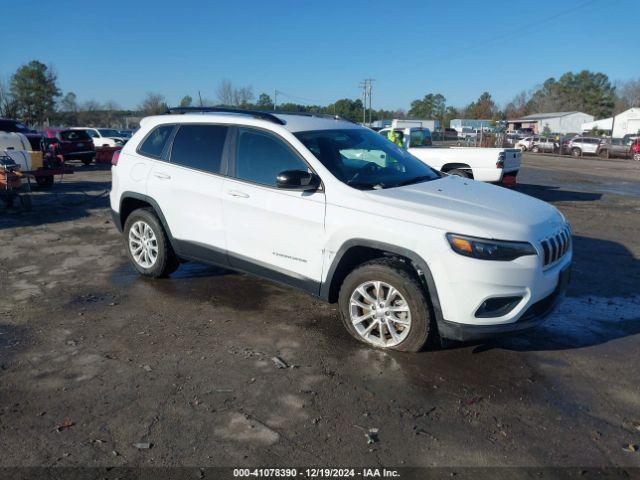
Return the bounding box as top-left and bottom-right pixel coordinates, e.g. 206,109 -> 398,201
274,89 -> 278,111
198,91 -> 203,107
366,78 -> 375,124
358,78 -> 375,125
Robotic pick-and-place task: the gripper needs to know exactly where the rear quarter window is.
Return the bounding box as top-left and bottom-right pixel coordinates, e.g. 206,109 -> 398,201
138,125 -> 175,158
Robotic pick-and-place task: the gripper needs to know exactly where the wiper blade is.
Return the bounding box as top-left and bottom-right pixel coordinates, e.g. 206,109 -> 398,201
395,175 -> 434,187
347,181 -> 385,190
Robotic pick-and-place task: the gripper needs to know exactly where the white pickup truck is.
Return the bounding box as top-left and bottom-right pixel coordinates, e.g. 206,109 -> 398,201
379,126 -> 521,185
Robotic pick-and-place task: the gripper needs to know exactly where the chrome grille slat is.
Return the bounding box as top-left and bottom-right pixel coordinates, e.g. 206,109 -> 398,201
540,226 -> 572,267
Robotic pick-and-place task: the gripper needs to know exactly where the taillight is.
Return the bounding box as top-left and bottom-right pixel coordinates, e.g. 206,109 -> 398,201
111,149 -> 121,166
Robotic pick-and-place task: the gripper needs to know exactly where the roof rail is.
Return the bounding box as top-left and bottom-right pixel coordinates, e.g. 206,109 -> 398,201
274,110 -> 357,124
165,106 -> 286,125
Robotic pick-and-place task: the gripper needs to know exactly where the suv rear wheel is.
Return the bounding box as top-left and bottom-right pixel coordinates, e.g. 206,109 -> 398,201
338,258 -> 434,352
123,208 -> 179,278
571,147 -> 582,157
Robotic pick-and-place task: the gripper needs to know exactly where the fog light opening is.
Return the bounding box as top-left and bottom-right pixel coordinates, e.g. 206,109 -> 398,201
475,296 -> 522,318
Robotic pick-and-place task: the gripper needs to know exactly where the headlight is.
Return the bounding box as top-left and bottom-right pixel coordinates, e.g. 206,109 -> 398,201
446,233 -> 537,261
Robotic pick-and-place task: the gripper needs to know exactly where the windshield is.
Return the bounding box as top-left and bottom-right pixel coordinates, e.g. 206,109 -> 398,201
294,128 -> 441,190
98,129 -> 120,137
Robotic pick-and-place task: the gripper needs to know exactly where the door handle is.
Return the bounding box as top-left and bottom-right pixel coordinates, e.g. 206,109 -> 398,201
153,172 -> 171,180
227,190 -> 249,198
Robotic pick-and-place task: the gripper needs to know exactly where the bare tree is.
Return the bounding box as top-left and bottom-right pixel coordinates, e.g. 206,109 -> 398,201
138,93 -> 167,115
0,76 -> 18,118
216,80 -> 254,106
504,90 -> 530,119
615,78 -> 640,112
233,86 -> 254,106
216,80 -> 234,106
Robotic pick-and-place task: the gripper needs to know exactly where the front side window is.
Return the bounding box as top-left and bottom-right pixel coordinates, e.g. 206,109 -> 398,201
235,128 -> 307,186
86,129 -> 99,138
295,128 -> 441,190
170,124 -> 228,173
138,124 -> 174,158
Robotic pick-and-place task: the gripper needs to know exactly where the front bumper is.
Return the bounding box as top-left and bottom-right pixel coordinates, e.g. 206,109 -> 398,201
438,263 -> 570,342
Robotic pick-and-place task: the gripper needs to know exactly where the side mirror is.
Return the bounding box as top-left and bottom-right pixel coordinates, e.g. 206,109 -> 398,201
276,169 -> 320,191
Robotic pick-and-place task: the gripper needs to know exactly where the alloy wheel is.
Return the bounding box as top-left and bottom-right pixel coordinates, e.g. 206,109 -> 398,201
349,281 -> 411,347
128,220 -> 159,268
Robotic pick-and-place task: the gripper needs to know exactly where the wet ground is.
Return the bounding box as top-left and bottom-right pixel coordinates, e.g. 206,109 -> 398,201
0,154 -> 639,469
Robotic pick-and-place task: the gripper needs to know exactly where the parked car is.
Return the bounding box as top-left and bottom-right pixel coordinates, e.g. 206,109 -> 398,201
516,136 -> 537,151
0,118 -> 43,151
597,137 -> 635,159
567,136 -> 603,157
631,138 -> 640,161
531,137 -> 559,153
56,129 -> 96,165
110,107 -> 571,351
73,127 -> 126,147
117,130 -> 134,139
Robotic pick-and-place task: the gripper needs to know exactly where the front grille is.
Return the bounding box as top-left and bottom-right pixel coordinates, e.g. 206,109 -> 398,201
540,225 -> 572,267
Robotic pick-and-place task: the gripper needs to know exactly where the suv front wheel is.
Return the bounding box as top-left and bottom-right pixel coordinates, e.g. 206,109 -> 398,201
123,208 -> 179,278
338,258 -> 434,352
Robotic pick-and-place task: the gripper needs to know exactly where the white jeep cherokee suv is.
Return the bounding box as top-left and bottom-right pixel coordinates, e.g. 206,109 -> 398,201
110,107 -> 572,352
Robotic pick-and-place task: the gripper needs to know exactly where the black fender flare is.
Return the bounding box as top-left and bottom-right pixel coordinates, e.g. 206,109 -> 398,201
118,192 -> 177,249
320,239 -> 445,327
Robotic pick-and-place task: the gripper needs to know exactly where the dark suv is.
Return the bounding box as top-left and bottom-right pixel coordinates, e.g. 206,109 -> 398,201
0,118 -> 43,151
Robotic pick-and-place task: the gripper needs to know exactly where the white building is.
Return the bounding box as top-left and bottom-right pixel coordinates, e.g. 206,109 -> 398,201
581,117 -> 613,132
508,112 -> 594,134
612,108 -> 640,138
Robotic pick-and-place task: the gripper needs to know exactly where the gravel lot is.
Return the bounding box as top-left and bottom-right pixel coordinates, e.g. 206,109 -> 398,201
1,153 -> 639,470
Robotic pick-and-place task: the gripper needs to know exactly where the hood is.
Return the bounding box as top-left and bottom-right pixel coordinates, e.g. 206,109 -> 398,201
363,175 -> 565,241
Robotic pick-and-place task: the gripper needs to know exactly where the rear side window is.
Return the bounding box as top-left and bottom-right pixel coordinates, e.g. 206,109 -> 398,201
170,124 -> 228,174
138,125 -> 174,158
235,128 -> 307,186
60,130 -> 91,141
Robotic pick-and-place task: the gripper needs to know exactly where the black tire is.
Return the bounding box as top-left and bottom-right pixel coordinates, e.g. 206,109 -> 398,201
123,208 -> 179,278
81,156 -> 93,166
571,147 -> 581,157
532,146 -> 540,153
338,258 -> 435,352
36,175 -> 54,188
448,168 -> 471,179
634,153 -> 640,162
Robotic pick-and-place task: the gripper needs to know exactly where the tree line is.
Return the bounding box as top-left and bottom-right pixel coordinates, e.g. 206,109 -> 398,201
1,60 -> 639,128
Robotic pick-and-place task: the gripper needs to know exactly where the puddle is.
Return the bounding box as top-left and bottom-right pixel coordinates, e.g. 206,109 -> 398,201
110,260 -> 278,312
500,295 -> 640,350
